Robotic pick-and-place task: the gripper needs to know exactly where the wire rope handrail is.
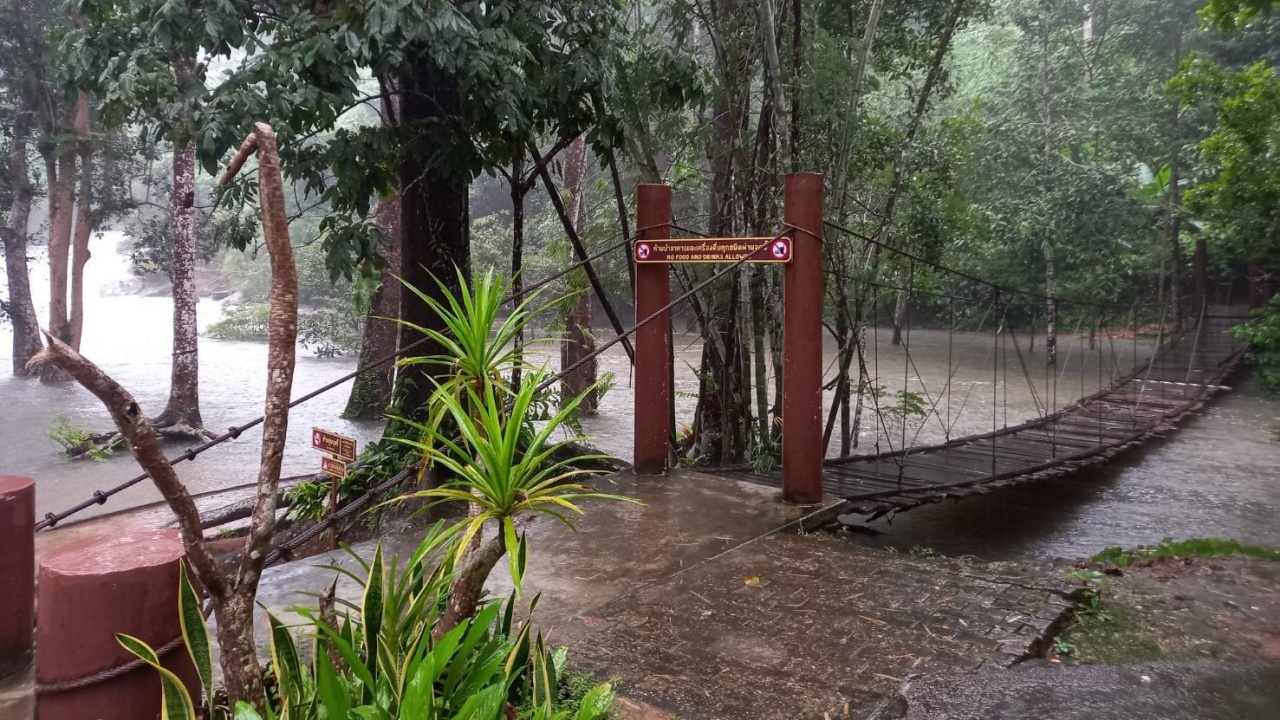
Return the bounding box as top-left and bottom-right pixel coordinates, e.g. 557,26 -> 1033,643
35,233 -> 639,531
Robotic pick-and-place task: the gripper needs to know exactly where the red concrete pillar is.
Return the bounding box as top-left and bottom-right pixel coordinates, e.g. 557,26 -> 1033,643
782,174 -> 825,505
0,476 -> 34,679
634,184 -> 673,475
36,529 -> 197,720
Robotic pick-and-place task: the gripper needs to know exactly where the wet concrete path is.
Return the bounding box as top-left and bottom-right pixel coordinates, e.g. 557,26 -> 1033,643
253,471 -> 1076,720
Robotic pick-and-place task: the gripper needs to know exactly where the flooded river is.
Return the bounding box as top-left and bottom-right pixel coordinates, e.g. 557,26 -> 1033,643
2,233 -> 1277,561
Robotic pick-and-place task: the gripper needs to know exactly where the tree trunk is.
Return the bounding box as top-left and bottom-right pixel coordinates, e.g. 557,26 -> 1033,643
873,0 -> 969,234
343,192 -> 402,419
789,0 -> 802,173
212,598 -> 263,711
1044,241 -> 1057,366
154,140 -> 205,432
435,534 -> 505,642
559,136 -> 598,411
30,123 -> 299,715
831,0 -> 885,218
69,93 -> 92,353
1193,237 -> 1208,313
890,277 -> 909,346
41,121 -> 76,383
509,146 -> 527,393
1167,25 -> 1185,327
394,60 -> 470,415
345,86 -> 403,419
758,0 -> 789,171
3,117 -> 41,375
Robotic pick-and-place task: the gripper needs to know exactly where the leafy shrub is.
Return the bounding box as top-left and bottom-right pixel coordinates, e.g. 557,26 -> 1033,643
1233,294 -> 1280,393
121,530 -> 616,720
206,302 -> 271,342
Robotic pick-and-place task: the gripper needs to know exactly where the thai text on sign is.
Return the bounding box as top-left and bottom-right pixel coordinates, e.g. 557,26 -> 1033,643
311,427 -> 357,462
633,237 -> 792,264
320,455 -> 348,479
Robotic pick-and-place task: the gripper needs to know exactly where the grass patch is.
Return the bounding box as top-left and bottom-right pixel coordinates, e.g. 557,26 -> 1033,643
1058,595 -> 1170,664
1091,537 -> 1280,567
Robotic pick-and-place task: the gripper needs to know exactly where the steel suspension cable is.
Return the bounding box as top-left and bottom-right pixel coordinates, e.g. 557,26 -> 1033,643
35,233 -> 639,531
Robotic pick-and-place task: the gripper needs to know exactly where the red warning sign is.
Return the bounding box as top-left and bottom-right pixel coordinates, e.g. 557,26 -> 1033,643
634,237 -> 792,264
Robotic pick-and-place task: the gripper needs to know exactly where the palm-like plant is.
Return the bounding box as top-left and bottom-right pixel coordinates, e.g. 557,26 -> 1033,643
391,268 -> 637,638
395,267 -> 551,459
393,367 -> 636,638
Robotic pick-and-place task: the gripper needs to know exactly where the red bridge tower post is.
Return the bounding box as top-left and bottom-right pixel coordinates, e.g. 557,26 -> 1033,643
634,184 -> 673,475
782,173 -> 825,504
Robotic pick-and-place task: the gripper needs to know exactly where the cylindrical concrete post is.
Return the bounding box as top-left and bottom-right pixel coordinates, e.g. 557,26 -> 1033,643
0,476 -> 35,679
634,184 -> 673,475
782,173 -> 825,505
36,529 -> 197,720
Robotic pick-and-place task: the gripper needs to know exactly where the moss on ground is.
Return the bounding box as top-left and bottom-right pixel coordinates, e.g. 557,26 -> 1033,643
1091,537 -> 1280,567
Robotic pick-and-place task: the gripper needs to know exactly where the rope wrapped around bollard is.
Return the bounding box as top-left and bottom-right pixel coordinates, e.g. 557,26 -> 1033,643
34,634 -> 186,696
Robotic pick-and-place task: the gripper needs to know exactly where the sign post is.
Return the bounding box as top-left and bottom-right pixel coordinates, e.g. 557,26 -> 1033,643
634,185 -> 673,475
310,428 -> 357,524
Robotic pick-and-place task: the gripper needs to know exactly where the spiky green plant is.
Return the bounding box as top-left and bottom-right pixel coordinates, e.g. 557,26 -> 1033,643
119,528 -> 616,720
394,267 -> 554,465
391,367 -> 638,638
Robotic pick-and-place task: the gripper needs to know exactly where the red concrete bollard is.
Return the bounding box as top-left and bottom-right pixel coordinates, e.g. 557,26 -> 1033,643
634,184 -> 674,475
36,529 -> 198,720
0,476 -> 35,679
782,173 -> 825,505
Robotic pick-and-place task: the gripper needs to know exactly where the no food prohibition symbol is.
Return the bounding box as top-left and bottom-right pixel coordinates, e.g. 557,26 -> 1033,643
634,236 -> 792,264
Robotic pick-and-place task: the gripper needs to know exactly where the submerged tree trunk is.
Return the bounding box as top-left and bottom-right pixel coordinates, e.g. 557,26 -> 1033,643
890,272 -> 909,346
395,61 -> 470,415
69,93 -> 92,353
3,119 -> 41,375
153,141 -> 205,432
559,135 -> 598,411
41,122 -> 76,383
345,88 -> 402,419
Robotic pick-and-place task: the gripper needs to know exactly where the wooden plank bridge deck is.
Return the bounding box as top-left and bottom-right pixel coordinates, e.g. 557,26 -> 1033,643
727,309 -> 1249,520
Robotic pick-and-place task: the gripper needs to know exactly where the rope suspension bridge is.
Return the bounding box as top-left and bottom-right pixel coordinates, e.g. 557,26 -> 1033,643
34,175 -> 1250,539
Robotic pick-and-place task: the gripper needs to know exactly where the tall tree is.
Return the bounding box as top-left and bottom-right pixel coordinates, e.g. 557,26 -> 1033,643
559,135 -> 598,411
0,0 -> 45,374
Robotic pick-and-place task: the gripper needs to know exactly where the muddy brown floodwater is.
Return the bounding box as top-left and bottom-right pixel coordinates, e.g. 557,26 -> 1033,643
2,232 -> 1277,562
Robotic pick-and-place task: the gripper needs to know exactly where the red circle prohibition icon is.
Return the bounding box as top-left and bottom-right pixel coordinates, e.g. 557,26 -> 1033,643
636,243 -> 652,260
772,239 -> 789,259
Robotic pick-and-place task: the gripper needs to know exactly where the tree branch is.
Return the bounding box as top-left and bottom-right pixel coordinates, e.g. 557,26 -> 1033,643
26,335 -> 230,602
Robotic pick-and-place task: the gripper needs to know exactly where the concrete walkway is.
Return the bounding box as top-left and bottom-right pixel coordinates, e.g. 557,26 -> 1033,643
255,470 -> 1076,719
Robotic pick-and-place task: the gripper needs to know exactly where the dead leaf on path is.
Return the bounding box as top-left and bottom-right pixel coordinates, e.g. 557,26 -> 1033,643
745,576 -> 760,586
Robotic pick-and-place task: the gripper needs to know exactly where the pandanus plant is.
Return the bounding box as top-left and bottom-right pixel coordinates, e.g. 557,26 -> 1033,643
390,268 -> 636,639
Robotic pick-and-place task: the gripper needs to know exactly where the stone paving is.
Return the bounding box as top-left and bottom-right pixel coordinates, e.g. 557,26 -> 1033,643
253,470 -> 1077,719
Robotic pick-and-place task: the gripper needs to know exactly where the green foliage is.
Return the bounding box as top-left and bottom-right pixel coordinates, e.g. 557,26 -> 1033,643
392,367 -> 635,591
48,414 -> 91,453
1233,294 -> 1280,392
1091,537 -> 1280,566
48,415 -> 120,460
67,0 -> 629,281
122,524 -> 616,720
206,304 -> 271,342
1177,57 -> 1280,269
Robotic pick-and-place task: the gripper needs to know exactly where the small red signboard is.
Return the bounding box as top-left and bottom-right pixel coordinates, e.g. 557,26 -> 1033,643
311,427 -> 357,462
320,455 -> 348,479
634,237 -> 792,264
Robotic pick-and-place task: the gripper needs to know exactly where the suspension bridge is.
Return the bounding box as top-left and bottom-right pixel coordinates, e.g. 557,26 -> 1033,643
727,305 -> 1246,521
29,174 -> 1253,539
